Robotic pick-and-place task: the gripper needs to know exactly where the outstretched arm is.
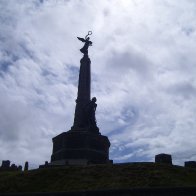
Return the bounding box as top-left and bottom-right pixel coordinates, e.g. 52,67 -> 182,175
77,37 -> 86,42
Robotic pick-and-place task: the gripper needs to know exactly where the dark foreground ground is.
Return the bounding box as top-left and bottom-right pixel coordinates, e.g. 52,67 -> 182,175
0,162 -> 196,194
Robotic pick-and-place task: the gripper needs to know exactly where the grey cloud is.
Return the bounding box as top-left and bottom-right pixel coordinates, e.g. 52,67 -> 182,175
106,50 -> 151,78
167,82 -> 196,99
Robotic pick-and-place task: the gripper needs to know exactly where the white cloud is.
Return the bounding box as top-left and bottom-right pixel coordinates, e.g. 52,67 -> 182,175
0,0 -> 196,168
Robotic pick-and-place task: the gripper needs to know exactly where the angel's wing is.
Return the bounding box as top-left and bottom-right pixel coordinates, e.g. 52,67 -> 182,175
77,37 -> 86,42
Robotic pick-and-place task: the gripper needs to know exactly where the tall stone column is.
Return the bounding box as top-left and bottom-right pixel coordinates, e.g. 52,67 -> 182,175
50,33 -> 111,165
72,54 -> 91,130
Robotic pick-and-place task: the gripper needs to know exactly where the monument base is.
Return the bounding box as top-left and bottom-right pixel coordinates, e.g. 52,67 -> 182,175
51,130 -> 110,165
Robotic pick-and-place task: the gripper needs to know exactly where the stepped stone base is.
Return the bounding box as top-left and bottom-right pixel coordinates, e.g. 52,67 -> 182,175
51,130 -> 110,165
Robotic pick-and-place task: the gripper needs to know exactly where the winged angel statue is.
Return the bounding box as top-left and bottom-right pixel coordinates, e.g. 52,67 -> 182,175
77,31 -> 93,55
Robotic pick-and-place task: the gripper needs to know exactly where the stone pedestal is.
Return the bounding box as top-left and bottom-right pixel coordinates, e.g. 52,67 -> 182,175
155,153 -> 172,165
185,161 -> 196,168
1,160 -> 10,168
51,131 -> 110,165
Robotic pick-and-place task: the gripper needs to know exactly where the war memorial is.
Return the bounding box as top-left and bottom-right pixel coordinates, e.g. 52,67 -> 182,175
50,31 -> 111,166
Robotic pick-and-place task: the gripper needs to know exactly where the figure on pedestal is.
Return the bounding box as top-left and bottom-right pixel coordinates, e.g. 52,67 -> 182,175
77,31 -> 93,55
85,97 -> 97,128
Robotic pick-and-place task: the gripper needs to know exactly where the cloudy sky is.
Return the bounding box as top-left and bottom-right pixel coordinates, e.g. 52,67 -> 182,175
0,0 -> 196,168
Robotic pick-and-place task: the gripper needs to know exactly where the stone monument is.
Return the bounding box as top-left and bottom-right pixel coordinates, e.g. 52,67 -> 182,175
185,161 -> 196,168
155,153 -> 172,165
1,160 -> 10,169
50,32 -> 111,165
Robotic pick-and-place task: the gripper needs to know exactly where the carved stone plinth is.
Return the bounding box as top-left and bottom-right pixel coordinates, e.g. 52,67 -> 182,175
51,131 -> 110,165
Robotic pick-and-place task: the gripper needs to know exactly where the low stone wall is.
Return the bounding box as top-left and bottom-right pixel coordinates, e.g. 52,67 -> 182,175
1,187 -> 196,196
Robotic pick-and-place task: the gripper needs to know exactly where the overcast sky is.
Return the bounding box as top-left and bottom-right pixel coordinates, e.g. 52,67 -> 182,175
0,0 -> 196,168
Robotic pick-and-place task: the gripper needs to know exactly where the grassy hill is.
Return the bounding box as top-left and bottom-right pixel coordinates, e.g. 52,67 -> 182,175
0,163 -> 196,193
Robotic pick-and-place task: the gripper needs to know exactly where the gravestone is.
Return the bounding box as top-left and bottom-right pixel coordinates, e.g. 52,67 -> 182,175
155,153 -> 172,165
185,161 -> 196,168
24,161 -> 29,171
10,164 -> 17,171
50,32 -> 111,165
18,165 -> 22,171
1,160 -> 10,168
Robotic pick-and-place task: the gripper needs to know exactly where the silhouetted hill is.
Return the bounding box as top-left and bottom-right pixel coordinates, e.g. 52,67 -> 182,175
0,162 -> 196,193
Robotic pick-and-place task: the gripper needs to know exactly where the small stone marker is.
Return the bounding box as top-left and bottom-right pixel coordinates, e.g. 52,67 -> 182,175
155,153 -> 172,165
185,161 -> 196,168
18,165 -> 22,171
1,160 -> 10,168
11,164 -> 17,170
24,161 -> 29,171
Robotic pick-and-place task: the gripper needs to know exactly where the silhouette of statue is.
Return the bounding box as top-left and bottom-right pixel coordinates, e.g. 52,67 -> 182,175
85,97 -> 97,127
77,31 -> 93,55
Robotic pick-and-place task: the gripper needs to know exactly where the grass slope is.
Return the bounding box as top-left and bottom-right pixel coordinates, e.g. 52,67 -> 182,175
0,163 -> 196,193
